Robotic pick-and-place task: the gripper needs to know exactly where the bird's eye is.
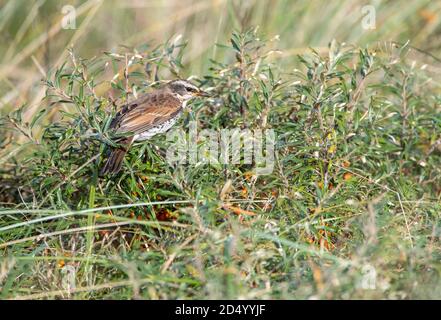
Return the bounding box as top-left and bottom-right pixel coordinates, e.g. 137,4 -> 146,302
186,87 -> 196,92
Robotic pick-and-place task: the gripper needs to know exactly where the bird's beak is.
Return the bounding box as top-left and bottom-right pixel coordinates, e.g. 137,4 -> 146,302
196,90 -> 210,97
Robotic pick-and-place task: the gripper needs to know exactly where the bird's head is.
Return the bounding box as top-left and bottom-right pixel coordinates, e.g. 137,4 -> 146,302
167,79 -> 209,101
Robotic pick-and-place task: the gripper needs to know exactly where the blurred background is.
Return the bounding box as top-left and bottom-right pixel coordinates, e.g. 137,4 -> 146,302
0,0 -> 440,119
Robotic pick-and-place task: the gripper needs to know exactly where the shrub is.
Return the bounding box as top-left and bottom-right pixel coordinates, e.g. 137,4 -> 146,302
1,30 -> 440,299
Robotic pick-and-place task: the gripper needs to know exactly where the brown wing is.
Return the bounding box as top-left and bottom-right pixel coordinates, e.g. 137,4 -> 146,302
110,91 -> 182,135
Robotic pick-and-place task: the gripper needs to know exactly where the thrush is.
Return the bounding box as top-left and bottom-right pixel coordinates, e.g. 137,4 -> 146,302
100,79 -> 208,175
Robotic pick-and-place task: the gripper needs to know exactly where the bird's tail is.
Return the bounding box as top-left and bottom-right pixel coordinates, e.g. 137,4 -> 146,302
100,138 -> 133,176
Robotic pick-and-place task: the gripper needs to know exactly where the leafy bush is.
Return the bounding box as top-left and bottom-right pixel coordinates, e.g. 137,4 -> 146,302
1,30 -> 440,299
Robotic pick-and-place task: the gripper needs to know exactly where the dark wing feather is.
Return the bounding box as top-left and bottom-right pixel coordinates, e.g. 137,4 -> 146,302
110,91 -> 182,135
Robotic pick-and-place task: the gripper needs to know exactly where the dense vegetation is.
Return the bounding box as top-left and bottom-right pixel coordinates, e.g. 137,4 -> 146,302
1,27 -> 440,299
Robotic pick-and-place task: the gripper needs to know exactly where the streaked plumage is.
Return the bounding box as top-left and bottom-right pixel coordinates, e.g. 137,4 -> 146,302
100,80 -> 207,175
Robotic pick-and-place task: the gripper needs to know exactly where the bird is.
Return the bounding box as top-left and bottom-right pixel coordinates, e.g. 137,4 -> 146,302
100,79 -> 208,175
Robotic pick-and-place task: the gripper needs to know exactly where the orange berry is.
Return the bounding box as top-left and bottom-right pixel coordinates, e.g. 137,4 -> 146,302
420,9 -> 437,23
244,171 -> 253,181
343,172 -> 353,181
342,160 -> 350,168
99,230 -> 109,237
